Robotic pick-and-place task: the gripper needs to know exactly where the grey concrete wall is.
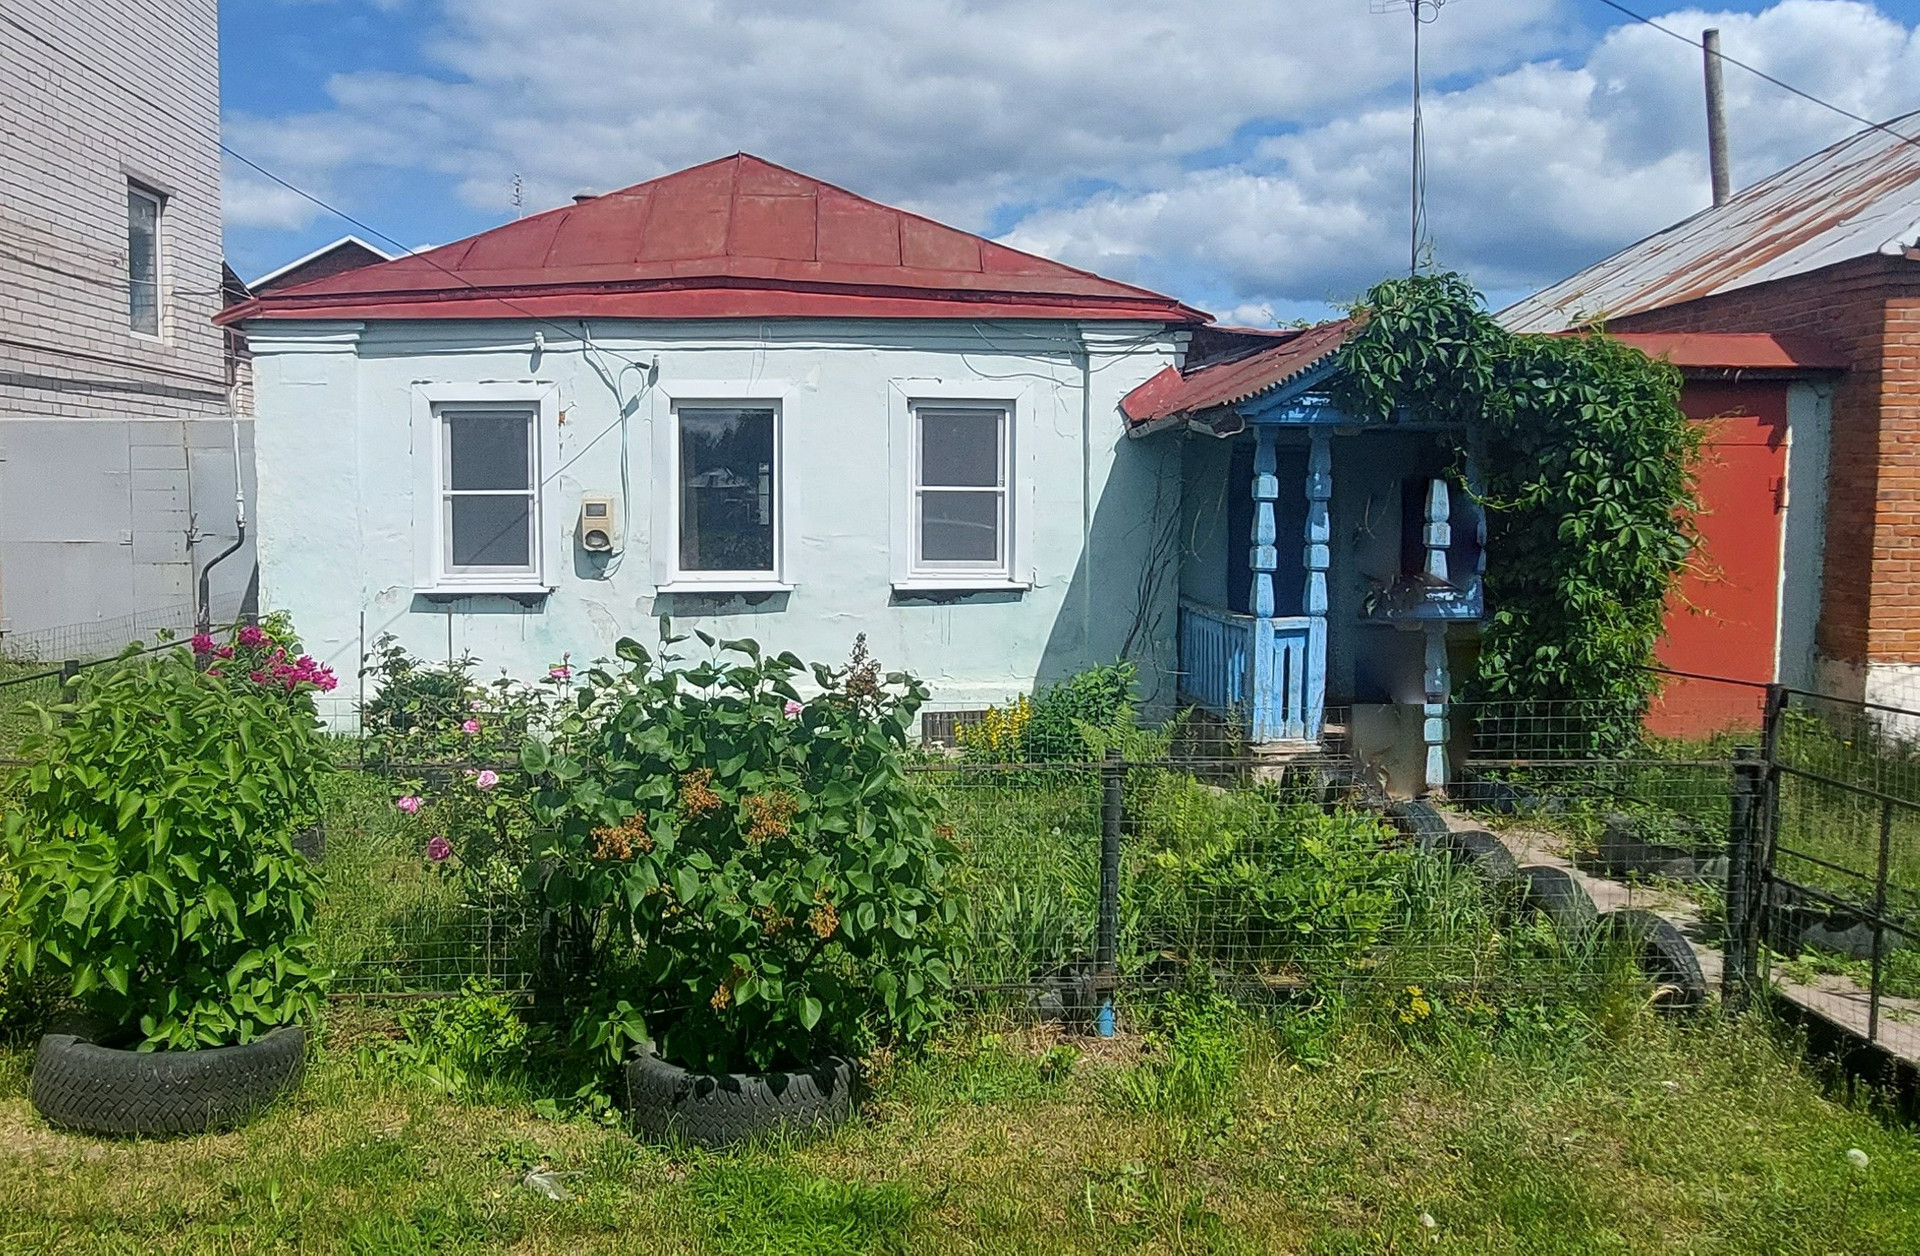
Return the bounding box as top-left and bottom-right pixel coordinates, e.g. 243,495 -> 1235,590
0,419 -> 255,651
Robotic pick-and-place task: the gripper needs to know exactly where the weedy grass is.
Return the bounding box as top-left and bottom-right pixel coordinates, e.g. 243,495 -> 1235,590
1,997 -> 1918,1254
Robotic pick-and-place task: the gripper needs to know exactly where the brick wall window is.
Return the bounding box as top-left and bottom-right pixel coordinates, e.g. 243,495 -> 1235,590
127,183 -> 163,336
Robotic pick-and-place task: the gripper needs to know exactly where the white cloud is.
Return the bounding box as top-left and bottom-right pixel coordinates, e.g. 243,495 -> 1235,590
224,0 -> 1920,315
1002,1 -> 1920,311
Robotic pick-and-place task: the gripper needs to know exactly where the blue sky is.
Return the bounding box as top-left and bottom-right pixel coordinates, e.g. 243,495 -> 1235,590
222,0 -> 1920,321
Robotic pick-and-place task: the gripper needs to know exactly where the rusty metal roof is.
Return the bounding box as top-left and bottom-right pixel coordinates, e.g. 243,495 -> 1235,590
217,154 -> 1209,326
1122,320 -> 1352,426
1503,110 -> 1920,333
1603,331 -> 1849,373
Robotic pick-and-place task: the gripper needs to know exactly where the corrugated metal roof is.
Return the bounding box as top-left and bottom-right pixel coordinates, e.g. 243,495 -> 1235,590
1603,331 -> 1848,372
1122,320 -> 1352,426
1503,110 -> 1920,333
217,154 -> 1209,326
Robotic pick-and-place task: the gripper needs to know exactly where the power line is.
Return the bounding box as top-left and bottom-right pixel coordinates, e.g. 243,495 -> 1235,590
1589,0 -> 1920,156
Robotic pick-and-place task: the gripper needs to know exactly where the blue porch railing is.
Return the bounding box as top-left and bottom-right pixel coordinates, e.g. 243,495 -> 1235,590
1177,599 -> 1323,742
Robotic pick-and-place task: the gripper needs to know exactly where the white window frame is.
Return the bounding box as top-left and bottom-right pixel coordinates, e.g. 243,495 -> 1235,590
889,381 -> 1033,591
126,182 -> 163,339
411,382 -> 560,595
651,381 -> 794,593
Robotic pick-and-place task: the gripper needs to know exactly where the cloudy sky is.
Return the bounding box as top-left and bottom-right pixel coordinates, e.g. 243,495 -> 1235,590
222,0 -> 1920,323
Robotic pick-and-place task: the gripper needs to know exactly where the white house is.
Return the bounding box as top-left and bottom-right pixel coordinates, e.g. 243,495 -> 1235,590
219,155 -> 1209,730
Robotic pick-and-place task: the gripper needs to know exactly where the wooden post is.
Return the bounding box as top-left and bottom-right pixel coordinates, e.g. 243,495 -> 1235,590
1302,429 -> 1332,740
1422,625 -> 1448,791
1248,425 -> 1279,742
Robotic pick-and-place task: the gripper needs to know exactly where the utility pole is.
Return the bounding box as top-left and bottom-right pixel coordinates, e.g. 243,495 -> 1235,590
1703,29 -> 1732,207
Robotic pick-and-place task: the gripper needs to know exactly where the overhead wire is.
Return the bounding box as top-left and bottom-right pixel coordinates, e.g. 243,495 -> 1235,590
1588,0 -> 1920,156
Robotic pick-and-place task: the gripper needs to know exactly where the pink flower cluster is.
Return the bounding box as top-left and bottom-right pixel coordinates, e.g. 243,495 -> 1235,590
249,647 -> 340,693
395,794 -> 423,815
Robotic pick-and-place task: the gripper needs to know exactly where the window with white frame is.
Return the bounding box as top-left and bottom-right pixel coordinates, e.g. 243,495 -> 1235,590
676,405 -> 777,576
439,405 -> 538,576
912,404 -> 1009,576
127,183 -> 162,336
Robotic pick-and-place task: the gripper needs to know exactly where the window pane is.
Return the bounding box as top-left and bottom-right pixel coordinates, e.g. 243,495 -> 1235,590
449,496 -> 532,568
919,408 -> 1002,487
920,490 -> 1001,564
446,410 -> 532,490
679,408 -> 775,572
127,188 -> 158,335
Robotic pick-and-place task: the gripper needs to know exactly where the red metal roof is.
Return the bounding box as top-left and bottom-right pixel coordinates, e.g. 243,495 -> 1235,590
1122,320 -> 1352,426
217,155 -> 1209,326
1602,331 -> 1849,373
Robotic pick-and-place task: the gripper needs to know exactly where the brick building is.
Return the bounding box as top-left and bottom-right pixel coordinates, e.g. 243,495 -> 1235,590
1505,111 -> 1920,713
0,0 -> 253,653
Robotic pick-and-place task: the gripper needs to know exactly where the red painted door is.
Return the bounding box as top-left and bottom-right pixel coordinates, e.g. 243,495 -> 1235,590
1646,401 -> 1787,739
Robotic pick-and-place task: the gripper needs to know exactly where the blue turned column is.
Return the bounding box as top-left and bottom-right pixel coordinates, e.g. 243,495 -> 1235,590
1302,430 -> 1332,741
1422,478 -> 1451,790
1248,425 -> 1279,742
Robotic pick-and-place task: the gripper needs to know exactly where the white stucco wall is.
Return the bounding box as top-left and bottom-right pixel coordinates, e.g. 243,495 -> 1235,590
245,318 -> 1185,728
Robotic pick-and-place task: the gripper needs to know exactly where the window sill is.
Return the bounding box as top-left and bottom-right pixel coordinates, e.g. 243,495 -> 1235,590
892,576 -> 1031,593
416,583 -> 553,602
654,580 -> 795,595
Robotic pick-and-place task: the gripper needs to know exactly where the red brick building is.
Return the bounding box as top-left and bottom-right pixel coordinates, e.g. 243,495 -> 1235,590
1506,112 -> 1920,715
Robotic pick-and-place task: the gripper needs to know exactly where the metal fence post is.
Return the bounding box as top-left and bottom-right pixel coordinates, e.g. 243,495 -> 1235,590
1725,745 -> 1762,1013
1096,748 -> 1123,1037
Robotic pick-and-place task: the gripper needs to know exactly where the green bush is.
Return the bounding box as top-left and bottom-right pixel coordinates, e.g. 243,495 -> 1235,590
956,661 -> 1138,764
1127,773 -> 1404,975
0,624 -> 332,1048
525,629 -> 964,1073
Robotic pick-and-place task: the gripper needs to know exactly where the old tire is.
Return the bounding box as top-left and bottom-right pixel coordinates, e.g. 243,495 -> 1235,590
1510,864 -> 1597,937
1385,799 -> 1451,849
624,1048 -> 856,1150
31,1025 -> 306,1136
1434,827 -> 1518,883
1597,909 -> 1709,1013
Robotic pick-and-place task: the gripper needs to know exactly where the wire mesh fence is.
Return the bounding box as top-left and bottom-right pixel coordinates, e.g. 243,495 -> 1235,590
314,749 -> 1663,1025
1765,686 -> 1920,1061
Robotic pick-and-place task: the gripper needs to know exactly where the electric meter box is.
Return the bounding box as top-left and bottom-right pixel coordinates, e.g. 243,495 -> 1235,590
578,494 -> 619,553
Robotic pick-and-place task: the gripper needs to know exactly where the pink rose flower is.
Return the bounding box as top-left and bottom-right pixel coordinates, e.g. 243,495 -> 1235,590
784,699 -> 803,717
425,836 -> 453,862
238,624 -> 267,648
190,633 -> 215,655
216,644 -> 234,659
462,719 -> 480,734
475,769 -> 499,791
549,664 -> 572,681
396,795 -> 423,815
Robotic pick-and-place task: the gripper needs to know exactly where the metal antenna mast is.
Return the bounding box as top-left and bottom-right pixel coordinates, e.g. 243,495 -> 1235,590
1372,0 -> 1448,275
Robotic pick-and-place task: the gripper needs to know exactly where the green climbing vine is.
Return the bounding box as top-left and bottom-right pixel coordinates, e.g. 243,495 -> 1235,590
1332,272 -> 1699,749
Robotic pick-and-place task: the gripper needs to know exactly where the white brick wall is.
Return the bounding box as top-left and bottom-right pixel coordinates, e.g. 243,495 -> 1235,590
0,0 -> 227,422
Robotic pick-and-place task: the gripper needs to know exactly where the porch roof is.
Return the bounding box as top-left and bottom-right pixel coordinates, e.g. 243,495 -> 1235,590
1121,320 -> 1351,428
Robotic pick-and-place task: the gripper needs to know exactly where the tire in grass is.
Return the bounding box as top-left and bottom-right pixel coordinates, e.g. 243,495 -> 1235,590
624,1048 -> 856,1150
1432,827 -> 1519,884
1385,799 -> 1451,848
1509,864 -> 1597,937
30,1025 -> 306,1136
1595,908 -> 1709,1013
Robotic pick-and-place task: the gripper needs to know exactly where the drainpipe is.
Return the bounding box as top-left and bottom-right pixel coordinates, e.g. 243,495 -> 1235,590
197,405 -> 248,635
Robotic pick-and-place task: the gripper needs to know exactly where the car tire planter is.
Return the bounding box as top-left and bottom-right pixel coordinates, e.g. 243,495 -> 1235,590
1384,799 -> 1451,848
1432,827 -> 1519,884
1510,865 -> 1598,937
624,1047 -> 857,1149
1596,909 -> 1709,1013
30,1025 -> 306,1136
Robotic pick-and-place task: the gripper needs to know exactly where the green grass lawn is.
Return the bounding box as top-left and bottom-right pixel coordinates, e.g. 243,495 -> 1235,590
1,1002 -> 1916,1255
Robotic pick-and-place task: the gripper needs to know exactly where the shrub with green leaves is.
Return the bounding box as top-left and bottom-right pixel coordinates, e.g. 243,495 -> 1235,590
525,629 -> 963,1073
0,627 -> 332,1048
1333,272 -> 1698,751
